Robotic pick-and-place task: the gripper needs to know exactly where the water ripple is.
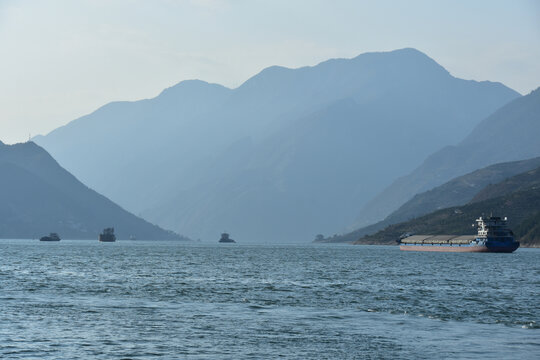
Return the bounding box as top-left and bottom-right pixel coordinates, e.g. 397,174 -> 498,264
0,240 -> 539,359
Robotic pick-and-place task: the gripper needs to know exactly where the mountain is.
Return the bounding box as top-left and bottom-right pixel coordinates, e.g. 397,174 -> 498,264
513,212 -> 540,247
34,48 -> 519,243
322,156 -> 540,243
0,141 -> 186,240
352,87 -> 540,229
471,166 -> 540,203
353,166 -> 540,247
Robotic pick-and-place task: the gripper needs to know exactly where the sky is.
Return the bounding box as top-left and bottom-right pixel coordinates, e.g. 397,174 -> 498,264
1,0 -> 539,144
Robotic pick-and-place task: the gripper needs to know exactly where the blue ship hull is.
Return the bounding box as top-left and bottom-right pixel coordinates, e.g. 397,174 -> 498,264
485,239 -> 520,252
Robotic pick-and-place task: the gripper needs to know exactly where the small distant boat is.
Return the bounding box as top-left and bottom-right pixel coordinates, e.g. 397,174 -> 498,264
40,233 -> 61,241
219,233 -> 235,243
99,227 -> 116,242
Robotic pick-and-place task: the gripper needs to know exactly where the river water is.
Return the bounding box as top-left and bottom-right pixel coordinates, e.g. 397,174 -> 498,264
1,241 -> 538,359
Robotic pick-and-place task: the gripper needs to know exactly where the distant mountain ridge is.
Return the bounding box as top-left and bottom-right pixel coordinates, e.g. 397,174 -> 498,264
352,87 -> 540,230
321,156 -> 540,243
0,141 -> 186,240
34,48 -> 520,243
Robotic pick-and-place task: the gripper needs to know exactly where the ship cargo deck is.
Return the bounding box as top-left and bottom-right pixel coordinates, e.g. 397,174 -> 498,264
400,235 -> 476,245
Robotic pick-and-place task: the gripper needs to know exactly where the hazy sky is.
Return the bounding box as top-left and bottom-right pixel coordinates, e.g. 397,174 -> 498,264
1,0 -> 539,144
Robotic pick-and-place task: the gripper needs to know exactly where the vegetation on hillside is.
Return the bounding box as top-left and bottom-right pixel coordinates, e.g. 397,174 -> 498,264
318,158 -> 540,244
354,187 -> 540,246
471,167 -> 540,202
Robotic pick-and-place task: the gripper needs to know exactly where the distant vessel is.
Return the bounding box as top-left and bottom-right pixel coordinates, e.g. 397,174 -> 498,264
398,216 -> 519,253
99,227 -> 116,242
40,233 -> 60,241
219,233 -> 235,243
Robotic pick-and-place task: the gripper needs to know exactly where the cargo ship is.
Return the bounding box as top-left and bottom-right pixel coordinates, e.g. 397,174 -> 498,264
40,232 -> 60,241
99,227 -> 116,242
398,216 -> 519,253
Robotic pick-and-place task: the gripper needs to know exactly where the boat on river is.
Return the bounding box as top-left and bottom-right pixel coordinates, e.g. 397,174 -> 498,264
40,233 -> 61,241
219,233 -> 235,243
398,216 -> 520,253
99,227 -> 116,242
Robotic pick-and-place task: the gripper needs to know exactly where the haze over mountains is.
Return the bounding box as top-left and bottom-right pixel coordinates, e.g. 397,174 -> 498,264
0,141 -> 184,240
34,48 -> 520,243
353,87 -> 540,229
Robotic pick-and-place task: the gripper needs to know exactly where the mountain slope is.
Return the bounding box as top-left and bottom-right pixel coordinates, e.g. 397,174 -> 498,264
514,212 -> 540,246
352,87 -> 540,229
34,80 -> 233,212
470,166 -> 540,202
0,141 -> 185,240
389,157 -> 540,222
322,156 -> 540,243
353,166 -> 540,247
34,48 -> 520,243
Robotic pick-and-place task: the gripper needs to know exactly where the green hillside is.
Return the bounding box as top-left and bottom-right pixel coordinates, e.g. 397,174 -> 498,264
514,212 -> 540,247
354,187 -> 540,246
319,157 -> 540,243
471,167 -> 540,202
353,167 -> 540,247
